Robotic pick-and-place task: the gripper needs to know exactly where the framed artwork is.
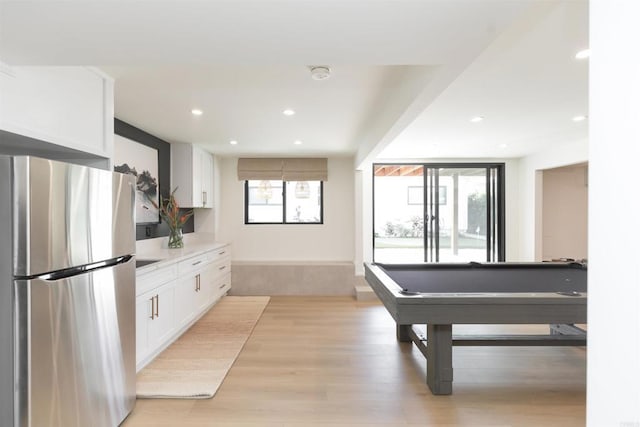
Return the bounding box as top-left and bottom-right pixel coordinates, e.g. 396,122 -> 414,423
113,134 -> 159,224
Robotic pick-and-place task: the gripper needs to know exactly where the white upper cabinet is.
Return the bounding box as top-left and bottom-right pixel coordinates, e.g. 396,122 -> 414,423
0,66 -> 114,159
171,142 -> 214,208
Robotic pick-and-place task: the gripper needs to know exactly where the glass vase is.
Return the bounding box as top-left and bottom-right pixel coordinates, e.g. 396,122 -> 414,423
167,228 -> 184,249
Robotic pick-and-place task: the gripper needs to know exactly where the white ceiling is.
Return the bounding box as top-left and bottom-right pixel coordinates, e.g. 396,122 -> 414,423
0,0 -> 588,163
381,1 -> 589,159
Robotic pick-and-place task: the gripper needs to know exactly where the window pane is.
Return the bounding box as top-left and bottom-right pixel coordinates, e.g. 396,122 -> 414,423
436,168 -> 488,262
285,181 -> 322,223
246,180 -> 283,223
373,165 -> 425,263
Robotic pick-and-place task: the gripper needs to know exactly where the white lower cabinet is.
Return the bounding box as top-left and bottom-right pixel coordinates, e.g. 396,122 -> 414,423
208,246 -> 232,302
213,272 -> 232,301
208,259 -> 231,302
175,252 -> 209,326
136,244 -> 231,371
174,274 -> 201,327
136,281 -> 176,370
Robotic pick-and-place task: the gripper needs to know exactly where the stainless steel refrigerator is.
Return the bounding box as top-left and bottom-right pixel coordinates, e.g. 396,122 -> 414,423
0,156 -> 137,427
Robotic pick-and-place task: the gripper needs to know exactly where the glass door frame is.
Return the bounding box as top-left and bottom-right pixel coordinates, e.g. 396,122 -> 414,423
372,162 -> 505,263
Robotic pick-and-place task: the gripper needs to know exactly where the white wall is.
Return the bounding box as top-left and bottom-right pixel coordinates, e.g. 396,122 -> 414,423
357,163 -> 373,275
354,168 -> 365,274
517,138 -> 588,261
588,1 -> 640,424
217,156 -> 355,262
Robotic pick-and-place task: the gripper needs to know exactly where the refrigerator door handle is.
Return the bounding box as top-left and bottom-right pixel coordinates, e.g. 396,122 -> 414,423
29,255 -> 133,281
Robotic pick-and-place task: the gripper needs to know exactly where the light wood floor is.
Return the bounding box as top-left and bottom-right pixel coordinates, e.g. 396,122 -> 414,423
123,296 -> 586,427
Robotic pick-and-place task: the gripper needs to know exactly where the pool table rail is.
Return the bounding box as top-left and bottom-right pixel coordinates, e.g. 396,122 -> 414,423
364,262 -> 587,325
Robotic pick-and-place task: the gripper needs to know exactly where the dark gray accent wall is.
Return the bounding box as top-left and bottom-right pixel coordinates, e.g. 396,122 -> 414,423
114,119 -> 194,240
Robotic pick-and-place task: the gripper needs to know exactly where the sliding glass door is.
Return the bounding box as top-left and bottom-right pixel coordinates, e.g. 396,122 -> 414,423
373,165 -> 426,263
373,163 -> 504,263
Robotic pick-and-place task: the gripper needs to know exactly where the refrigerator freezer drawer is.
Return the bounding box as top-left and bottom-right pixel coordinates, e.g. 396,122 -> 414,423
14,258 -> 136,427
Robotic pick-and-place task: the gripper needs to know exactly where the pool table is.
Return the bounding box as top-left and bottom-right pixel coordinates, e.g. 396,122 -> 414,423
364,262 -> 587,395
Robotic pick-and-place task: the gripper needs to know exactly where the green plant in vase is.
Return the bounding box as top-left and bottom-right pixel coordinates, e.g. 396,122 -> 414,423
151,188 -> 194,249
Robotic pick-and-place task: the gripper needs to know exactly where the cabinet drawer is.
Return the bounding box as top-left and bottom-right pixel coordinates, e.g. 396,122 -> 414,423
208,246 -> 230,263
214,272 -> 231,298
178,253 -> 209,275
136,263 -> 178,296
211,258 -> 231,279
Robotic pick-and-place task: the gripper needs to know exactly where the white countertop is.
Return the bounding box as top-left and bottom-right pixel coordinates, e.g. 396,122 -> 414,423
135,233 -> 229,273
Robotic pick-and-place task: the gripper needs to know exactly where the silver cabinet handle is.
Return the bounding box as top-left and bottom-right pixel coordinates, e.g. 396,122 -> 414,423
150,296 -> 155,320
154,295 -> 159,318
218,251 -> 226,255
192,260 -> 202,266
219,283 -> 227,289
202,191 -> 207,207
195,274 -> 200,292
219,265 -> 226,271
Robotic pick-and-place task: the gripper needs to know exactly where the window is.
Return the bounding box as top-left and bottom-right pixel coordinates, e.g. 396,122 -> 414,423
245,180 -> 323,224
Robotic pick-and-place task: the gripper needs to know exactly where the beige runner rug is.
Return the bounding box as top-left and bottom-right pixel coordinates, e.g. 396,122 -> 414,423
136,296 -> 270,399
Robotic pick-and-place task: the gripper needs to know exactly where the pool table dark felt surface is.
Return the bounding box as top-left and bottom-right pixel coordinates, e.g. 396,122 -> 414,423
380,262 -> 587,294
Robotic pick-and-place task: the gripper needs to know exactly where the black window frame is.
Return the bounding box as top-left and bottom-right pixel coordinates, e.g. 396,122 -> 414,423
244,180 -> 324,225
372,162 -> 505,263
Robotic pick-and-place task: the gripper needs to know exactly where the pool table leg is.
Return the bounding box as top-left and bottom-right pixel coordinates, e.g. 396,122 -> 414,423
426,324 -> 453,395
396,324 -> 411,342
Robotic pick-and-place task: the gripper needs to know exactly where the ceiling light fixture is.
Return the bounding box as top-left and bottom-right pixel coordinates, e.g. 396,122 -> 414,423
575,49 -> 590,59
295,181 -> 310,199
573,115 -> 588,122
283,109 -> 296,116
229,140 -> 238,145
191,108 -> 203,116
470,116 -> 484,123
257,181 -> 273,201
294,140 -> 302,145
309,66 -> 331,81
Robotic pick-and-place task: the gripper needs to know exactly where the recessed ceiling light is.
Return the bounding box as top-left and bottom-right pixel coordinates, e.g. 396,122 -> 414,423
294,140 -> 302,145
191,108 -> 203,116
283,109 -> 295,116
470,116 -> 484,123
573,115 -> 588,122
499,143 -> 508,149
229,140 -> 238,145
575,49 -> 590,59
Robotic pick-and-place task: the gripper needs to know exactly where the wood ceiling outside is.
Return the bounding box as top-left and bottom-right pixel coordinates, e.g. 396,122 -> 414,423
374,165 -> 423,176
374,165 -> 489,177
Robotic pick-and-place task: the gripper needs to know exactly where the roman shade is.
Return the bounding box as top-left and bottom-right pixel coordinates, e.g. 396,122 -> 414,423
237,158 -> 283,180
237,158 -> 328,181
282,158 -> 327,181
